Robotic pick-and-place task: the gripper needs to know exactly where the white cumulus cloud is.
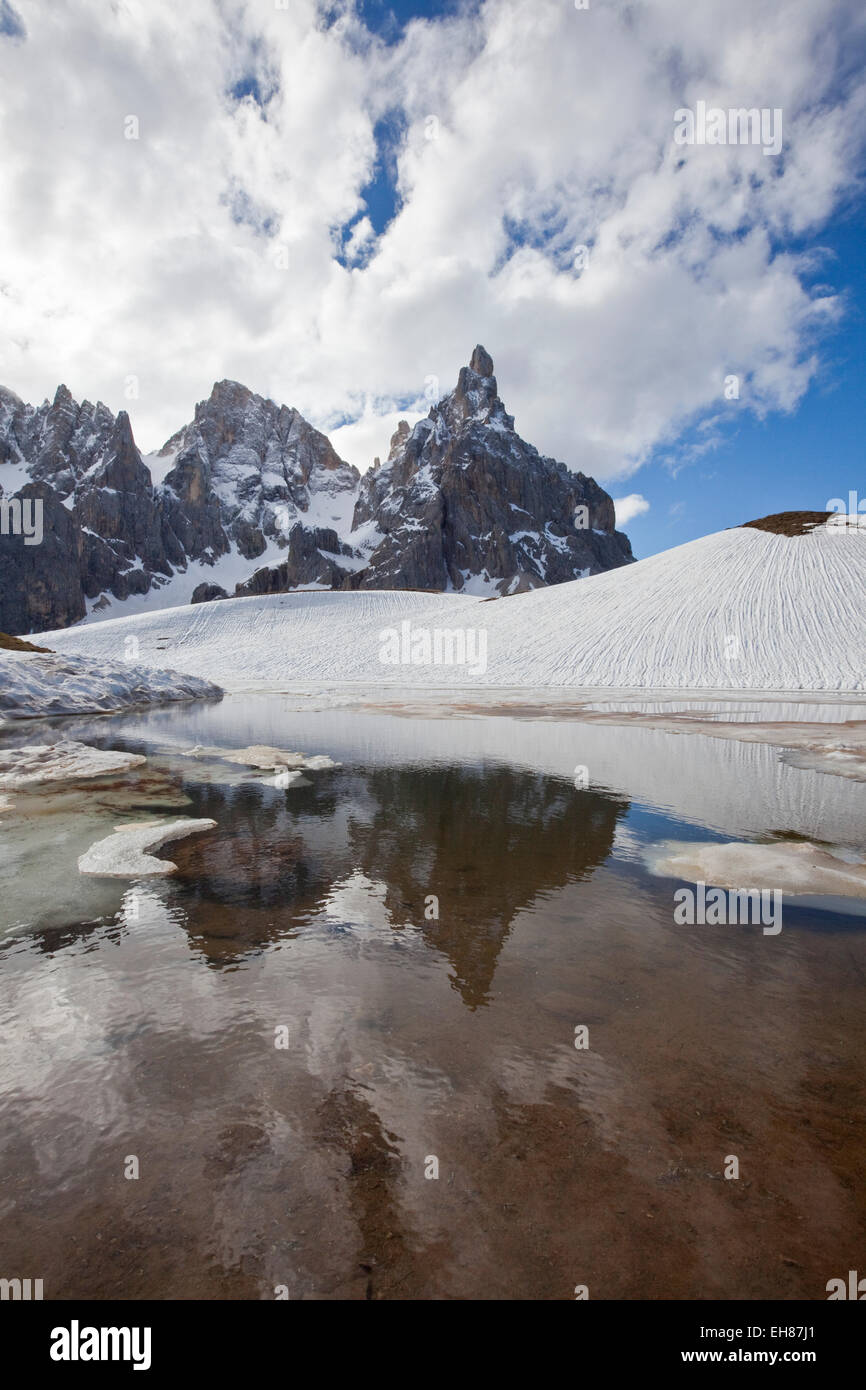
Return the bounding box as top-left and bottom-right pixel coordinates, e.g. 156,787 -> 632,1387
614,494 -> 651,528
0,0 -> 863,483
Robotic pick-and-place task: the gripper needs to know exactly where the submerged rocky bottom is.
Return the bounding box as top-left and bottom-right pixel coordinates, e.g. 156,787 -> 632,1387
0,693 -> 864,1299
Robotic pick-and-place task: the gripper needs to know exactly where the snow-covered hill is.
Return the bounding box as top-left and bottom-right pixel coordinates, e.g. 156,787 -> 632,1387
42,520 -> 865,691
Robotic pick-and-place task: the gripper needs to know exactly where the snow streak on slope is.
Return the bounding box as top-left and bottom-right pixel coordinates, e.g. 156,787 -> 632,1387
43,526 -> 865,692
488,524 -> 865,691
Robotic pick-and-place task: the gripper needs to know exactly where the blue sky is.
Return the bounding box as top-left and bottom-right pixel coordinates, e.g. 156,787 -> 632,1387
0,1 -> 25,41
626,207 -> 866,557
353,0 -> 462,39
1,0 -> 864,562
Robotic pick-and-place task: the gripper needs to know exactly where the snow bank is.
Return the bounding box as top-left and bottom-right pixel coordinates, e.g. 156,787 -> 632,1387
42,524 -> 866,692
0,740 -> 146,788
0,651 -> 223,718
78,818 -> 217,878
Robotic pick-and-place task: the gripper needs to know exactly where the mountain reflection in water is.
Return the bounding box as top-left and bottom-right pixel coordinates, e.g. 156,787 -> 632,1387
165,763 -> 627,1005
0,695 -> 864,1301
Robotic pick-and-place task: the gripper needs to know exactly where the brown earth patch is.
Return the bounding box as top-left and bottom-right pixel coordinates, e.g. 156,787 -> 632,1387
0,631 -> 52,652
740,511 -> 832,536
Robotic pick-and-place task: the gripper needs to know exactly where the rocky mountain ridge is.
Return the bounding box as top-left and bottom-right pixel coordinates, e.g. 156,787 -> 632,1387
0,348 -> 634,634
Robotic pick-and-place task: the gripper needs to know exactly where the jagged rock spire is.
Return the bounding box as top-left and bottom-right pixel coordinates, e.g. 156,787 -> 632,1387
350,345 -> 633,595
469,345 -> 494,377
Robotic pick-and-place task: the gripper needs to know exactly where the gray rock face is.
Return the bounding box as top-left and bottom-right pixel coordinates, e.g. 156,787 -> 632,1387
0,480 -> 85,632
235,523 -> 357,597
347,346 -> 633,594
0,351 -> 634,633
0,385 -> 189,632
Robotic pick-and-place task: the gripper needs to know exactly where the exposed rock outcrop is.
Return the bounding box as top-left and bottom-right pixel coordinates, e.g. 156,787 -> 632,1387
0,386 -> 188,631
191,583 -> 229,604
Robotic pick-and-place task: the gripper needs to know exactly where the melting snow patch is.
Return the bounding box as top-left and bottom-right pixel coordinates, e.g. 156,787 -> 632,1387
0,741 -> 146,788
78,818 -> 218,878
645,839 -> 866,900
180,744 -> 340,770
779,746 -> 866,783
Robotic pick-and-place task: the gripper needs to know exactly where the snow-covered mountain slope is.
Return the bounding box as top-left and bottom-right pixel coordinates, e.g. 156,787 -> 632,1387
0,385 -> 191,632
42,521 -> 865,692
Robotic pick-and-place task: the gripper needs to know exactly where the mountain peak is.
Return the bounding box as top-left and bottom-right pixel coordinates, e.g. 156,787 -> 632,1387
469,345 -> 494,378
349,347 -> 632,595
202,379 -> 255,411
448,349 -> 504,431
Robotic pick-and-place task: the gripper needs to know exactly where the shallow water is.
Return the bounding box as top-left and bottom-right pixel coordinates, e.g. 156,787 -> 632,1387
0,694 -> 864,1299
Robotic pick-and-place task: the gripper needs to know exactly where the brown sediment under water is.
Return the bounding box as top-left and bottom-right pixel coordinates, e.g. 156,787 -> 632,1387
0,693 -> 864,1300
